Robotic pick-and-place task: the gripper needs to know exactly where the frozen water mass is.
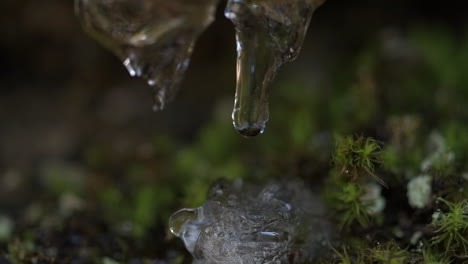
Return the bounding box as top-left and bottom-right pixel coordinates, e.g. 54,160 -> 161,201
75,0 -> 325,136
75,0 -> 219,111
169,180 -> 330,264
226,0 -> 325,137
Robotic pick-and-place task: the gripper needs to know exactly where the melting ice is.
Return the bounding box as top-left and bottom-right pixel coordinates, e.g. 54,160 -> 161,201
75,0 -> 325,136
225,0 -> 325,137
75,0 -> 218,111
169,180 -> 330,264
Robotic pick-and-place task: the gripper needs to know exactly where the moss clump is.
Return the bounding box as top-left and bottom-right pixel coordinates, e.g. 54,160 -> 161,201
421,249 -> 453,264
322,246 -> 366,264
367,242 -> 409,264
431,198 -> 468,255
332,135 -> 386,187
325,181 -> 372,229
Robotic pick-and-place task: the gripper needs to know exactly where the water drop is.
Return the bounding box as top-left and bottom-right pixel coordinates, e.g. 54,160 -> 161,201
75,0 -> 219,110
169,208 -> 198,237
225,0 -> 324,137
152,87 -> 167,111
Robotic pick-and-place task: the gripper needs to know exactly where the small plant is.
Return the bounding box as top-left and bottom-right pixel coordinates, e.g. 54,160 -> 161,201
328,182 -> 372,229
430,198 -> 468,255
333,135 -> 387,187
367,241 -> 409,264
421,249 -> 453,264
328,246 -> 366,264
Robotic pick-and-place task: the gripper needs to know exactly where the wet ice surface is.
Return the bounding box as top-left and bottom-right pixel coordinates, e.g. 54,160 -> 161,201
75,0 -> 218,111
225,0 -> 325,137
170,180 -> 330,264
75,0 -> 326,135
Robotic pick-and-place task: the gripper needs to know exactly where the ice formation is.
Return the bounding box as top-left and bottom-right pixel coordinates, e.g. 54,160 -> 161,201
169,180 -> 330,264
75,0 -> 326,136
75,0 -> 218,111
225,0 -> 325,137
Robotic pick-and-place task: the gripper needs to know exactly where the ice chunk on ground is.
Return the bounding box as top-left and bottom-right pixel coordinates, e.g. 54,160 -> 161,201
170,179 -> 330,264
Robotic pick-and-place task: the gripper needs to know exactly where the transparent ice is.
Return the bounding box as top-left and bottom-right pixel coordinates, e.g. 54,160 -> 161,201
75,0 -> 218,111
225,0 -> 325,137
170,180 -> 330,264
75,0 -> 325,135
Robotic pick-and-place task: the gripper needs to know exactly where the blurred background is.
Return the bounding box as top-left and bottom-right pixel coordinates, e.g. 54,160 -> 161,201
0,0 -> 467,263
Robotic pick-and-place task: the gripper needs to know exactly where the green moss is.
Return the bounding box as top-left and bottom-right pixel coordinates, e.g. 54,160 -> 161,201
421,249 -> 453,264
328,246 -> 366,264
102,257 -> 120,264
443,122 -> 468,164
7,233 -> 36,264
367,242 -> 409,264
332,135 -> 386,187
430,198 -> 468,255
98,183 -> 175,238
325,180 -> 372,229
40,161 -> 85,197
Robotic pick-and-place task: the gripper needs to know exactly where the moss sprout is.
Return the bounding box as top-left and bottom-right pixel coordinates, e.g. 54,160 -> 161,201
321,246 -> 366,264
332,135 -> 387,187
421,249 -> 453,264
326,182 -> 372,229
367,242 -> 409,264
430,198 -> 468,255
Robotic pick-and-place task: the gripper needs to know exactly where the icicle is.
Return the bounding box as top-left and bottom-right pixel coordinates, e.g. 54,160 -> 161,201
75,0 -> 218,110
225,0 -> 324,137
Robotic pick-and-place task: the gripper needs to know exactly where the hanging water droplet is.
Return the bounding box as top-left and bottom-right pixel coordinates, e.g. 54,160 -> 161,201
225,0 -> 324,137
169,208 -> 198,237
152,86 -> 167,111
75,0 -> 219,110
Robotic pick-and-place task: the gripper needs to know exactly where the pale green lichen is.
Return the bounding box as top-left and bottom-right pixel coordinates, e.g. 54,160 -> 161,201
0,215 -> 13,242
421,132 -> 455,172
407,175 -> 432,209
462,172 -> 468,181
360,183 -> 386,215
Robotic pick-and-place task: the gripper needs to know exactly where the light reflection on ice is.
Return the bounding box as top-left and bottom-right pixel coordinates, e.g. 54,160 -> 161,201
170,179 -> 330,264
